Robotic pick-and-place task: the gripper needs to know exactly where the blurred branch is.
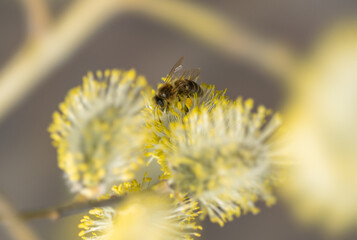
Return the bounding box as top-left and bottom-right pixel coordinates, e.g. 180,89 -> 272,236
20,195 -> 124,221
0,0 -> 124,124
0,0 -> 296,125
0,192 -> 40,240
19,0 -> 51,38
131,0 -> 297,78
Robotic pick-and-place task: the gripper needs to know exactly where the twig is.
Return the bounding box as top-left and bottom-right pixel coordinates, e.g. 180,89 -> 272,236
19,0 -> 51,38
20,195 -> 124,221
0,192 -> 40,240
0,0 -> 125,124
0,0 -> 296,125
131,0 -> 296,79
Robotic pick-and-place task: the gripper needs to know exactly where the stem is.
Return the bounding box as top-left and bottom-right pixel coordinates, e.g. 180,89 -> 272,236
0,0 -> 125,124
0,193 -> 40,240
20,195 -> 124,221
0,0 -> 296,125
19,0 -> 51,38
131,0 -> 296,79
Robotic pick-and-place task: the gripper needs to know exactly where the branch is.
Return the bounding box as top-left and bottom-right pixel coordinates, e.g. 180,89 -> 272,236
19,0 -> 51,38
131,0 -> 296,79
0,0 -> 126,124
0,0 -> 296,125
0,192 -> 40,240
20,195 -> 124,221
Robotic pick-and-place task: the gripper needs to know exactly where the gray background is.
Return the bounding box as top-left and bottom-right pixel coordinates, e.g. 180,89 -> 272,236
0,0 -> 356,239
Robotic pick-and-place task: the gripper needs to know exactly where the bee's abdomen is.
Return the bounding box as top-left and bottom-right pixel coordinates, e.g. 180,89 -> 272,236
175,80 -> 203,97
190,81 -> 203,97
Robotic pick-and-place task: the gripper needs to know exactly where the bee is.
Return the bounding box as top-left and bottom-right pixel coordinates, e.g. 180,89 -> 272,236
153,56 -> 203,112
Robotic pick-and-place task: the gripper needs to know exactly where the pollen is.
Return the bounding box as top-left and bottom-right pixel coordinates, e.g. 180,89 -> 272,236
108,193 -> 202,240
78,177 -> 201,240
159,98 -> 282,226
49,69 -> 151,198
144,83 -> 227,177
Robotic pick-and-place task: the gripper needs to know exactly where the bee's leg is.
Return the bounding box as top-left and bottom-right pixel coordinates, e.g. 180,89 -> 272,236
182,98 -> 189,114
154,106 -> 162,123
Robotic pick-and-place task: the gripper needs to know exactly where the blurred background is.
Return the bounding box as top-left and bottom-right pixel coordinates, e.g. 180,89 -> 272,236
0,0 -> 356,240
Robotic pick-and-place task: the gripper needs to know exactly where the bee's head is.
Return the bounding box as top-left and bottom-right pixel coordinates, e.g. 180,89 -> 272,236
153,95 -> 165,108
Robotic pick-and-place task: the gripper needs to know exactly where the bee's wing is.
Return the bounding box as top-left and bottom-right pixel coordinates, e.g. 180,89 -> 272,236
165,56 -> 184,83
180,68 -> 201,81
171,68 -> 201,83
